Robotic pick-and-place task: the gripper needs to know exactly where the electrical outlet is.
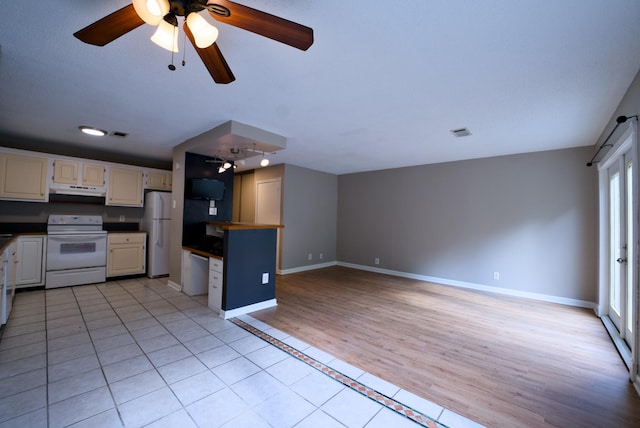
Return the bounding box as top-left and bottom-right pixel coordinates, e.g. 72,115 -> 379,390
319,253 -> 324,260
262,273 -> 269,284
119,215 -> 125,222
308,253 -> 312,261
493,272 -> 500,280
374,257 -> 380,265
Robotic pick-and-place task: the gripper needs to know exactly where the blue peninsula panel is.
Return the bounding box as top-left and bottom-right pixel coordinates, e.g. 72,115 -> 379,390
223,228 -> 277,310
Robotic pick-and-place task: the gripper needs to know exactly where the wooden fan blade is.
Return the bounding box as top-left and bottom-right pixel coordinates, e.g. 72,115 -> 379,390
184,23 -> 235,84
74,4 -> 145,46
208,1 -> 314,51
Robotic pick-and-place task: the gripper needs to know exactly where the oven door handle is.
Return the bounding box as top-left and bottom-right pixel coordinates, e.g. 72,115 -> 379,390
48,234 -> 106,242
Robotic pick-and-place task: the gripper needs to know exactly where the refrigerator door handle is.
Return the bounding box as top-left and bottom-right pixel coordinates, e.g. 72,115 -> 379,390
156,221 -> 162,247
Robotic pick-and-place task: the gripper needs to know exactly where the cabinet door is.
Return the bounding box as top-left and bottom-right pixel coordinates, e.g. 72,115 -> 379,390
16,236 -> 44,287
107,234 -> 146,277
107,167 -> 143,206
52,160 -> 78,184
82,164 -> 105,187
0,154 -> 48,201
146,172 -> 167,190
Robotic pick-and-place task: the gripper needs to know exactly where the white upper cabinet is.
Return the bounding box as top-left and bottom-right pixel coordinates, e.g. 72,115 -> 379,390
52,159 -> 106,187
145,170 -> 172,191
0,147 -> 169,205
0,153 -> 48,201
107,167 -> 144,207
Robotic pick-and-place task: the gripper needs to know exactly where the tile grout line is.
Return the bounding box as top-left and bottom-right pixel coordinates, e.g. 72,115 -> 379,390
91,278 -> 198,428
230,317 -> 447,428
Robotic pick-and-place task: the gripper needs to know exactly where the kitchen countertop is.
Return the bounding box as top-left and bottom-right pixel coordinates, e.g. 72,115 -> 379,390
206,222 -> 284,230
102,222 -> 140,232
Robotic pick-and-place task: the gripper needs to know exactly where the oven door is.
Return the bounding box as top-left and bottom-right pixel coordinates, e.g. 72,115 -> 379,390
46,233 -> 107,271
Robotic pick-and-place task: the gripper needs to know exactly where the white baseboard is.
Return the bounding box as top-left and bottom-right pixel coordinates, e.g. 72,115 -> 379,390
279,261 -> 337,275
220,299 -> 278,319
337,262 -> 597,310
167,280 -> 181,292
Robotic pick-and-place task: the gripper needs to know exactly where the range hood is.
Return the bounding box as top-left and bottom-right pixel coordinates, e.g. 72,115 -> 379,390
49,183 -> 106,197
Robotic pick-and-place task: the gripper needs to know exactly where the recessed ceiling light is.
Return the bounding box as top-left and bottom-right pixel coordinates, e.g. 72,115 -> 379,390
79,126 -> 107,137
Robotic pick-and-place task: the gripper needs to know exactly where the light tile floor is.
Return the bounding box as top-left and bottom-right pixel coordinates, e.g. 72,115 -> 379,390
0,277 -> 484,428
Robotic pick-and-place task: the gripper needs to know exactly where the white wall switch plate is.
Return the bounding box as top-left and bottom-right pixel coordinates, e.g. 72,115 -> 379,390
262,273 -> 269,284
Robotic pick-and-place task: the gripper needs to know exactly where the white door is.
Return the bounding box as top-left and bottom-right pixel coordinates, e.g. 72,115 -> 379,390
607,153 -> 634,349
599,121 -> 638,374
256,179 -> 281,225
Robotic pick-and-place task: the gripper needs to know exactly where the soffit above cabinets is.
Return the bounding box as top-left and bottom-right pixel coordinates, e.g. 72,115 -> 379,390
183,120 -> 286,167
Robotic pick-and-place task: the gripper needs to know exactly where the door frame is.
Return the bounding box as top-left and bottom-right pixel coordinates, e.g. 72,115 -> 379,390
597,119 -> 639,389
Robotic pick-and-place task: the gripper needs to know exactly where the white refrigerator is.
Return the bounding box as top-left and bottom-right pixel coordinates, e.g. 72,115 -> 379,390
143,192 -> 171,278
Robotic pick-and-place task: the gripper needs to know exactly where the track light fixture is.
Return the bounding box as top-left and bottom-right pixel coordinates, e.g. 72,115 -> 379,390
206,144 -> 275,172
260,152 -> 270,167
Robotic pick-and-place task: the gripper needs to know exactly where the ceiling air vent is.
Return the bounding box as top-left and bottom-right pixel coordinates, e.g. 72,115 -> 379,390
450,128 -> 471,137
111,131 -> 128,138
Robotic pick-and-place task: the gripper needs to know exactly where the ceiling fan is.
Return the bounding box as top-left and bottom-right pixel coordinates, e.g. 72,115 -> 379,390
73,0 -> 314,84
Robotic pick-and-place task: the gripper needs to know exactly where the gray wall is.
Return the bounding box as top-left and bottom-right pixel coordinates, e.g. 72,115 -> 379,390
593,67 -> 640,151
281,164 -> 338,271
337,147 -> 598,302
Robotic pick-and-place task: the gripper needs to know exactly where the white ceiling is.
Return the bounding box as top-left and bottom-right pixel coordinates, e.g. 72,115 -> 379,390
1,0 -> 640,174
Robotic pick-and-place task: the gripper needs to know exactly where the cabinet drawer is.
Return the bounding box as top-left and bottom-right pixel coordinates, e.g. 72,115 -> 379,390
109,234 -> 145,245
209,271 -> 223,286
209,258 -> 223,273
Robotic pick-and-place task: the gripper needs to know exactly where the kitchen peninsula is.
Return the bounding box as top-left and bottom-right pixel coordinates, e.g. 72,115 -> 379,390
182,222 -> 283,319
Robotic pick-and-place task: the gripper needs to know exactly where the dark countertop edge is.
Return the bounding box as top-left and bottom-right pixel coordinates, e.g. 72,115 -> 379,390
182,246 -> 223,260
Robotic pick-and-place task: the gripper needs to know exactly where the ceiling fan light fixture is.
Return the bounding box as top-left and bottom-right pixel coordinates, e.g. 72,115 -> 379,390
151,19 -> 179,52
132,0 -> 169,25
186,13 -> 219,48
260,153 -> 270,167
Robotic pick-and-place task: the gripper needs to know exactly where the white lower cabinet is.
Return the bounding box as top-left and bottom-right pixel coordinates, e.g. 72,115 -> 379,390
208,257 -> 223,312
107,233 -> 146,277
16,235 -> 46,288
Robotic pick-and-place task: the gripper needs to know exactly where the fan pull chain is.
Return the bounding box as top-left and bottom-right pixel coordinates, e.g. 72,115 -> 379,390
168,24 -> 177,71
182,28 -> 187,67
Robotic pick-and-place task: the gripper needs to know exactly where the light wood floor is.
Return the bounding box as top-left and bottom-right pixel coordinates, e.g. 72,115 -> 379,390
251,266 -> 640,428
